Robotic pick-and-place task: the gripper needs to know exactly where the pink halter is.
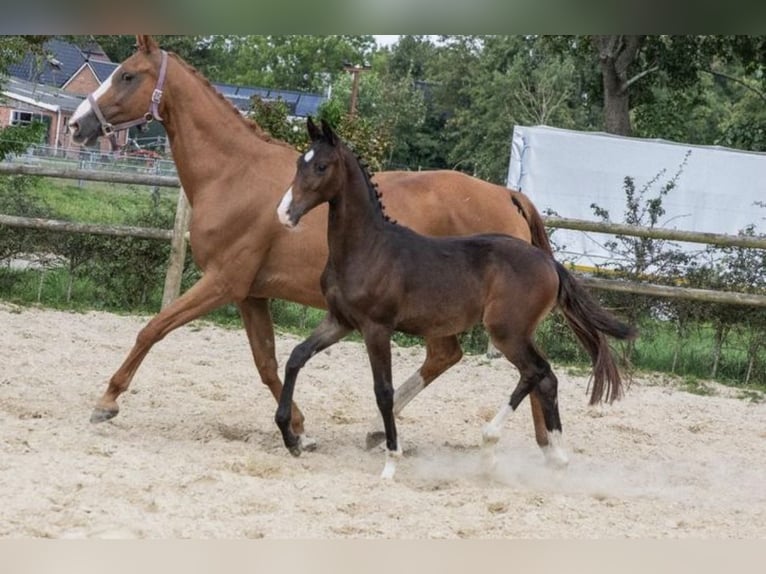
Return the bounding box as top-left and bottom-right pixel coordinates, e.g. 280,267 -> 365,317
89,49 -> 168,149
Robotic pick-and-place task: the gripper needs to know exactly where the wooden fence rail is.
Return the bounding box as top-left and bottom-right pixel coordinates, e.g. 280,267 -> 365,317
543,215 -> 766,250
2,162 -> 765,307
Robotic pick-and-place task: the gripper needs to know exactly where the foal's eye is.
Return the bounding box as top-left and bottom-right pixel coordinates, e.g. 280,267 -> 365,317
316,163 -> 328,173
121,72 -> 134,82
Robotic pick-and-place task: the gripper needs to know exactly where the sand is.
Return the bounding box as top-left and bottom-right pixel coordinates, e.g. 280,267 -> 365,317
1,302 -> 764,538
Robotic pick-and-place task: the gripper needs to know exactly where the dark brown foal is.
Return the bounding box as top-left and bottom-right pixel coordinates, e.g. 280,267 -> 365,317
275,119 -> 636,479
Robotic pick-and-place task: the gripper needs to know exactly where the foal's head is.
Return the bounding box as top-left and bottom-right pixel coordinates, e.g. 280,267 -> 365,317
277,118 -> 345,229
69,35 -> 167,147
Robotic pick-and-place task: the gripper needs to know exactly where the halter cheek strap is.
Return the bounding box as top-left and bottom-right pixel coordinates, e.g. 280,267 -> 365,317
90,49 -> 169,149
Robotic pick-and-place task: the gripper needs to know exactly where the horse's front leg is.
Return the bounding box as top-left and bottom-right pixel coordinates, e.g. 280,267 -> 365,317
362,325 -> 400,480
238,297 -> 312,446
366,335 -> 462,449
275,313 -> 351,455
91,273 -> 230,423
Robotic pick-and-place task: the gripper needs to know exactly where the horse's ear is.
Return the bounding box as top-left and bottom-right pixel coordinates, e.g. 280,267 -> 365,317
306,116 -> 322,142
320,119 -> 338,146
136,35 -> 159,54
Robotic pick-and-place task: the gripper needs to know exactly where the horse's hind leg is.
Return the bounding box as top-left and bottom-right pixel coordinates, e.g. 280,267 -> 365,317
366,335 -> 462,449
481,333 -> 567,469
531,381 -> 568,467
395,335 -> 463,414
91,273 -> 230,423
275,312 -> 351,455
238,298 -> 311,446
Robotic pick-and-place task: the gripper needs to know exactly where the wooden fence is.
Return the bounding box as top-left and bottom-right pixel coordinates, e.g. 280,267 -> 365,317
1,162 -> 765,307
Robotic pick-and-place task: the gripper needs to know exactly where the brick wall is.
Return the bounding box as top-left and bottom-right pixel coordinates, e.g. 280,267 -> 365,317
63,67 -> 101,96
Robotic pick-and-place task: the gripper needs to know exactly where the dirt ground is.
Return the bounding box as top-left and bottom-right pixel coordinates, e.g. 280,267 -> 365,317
1,302 -> 764,539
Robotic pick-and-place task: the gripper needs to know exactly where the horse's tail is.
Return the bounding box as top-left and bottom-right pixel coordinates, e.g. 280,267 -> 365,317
509,191 -> 554,256
554,261 -> 637,405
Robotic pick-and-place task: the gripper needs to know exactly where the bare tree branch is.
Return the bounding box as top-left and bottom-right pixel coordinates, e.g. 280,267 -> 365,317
624,65 -> 660,89
701,68 -> 766,103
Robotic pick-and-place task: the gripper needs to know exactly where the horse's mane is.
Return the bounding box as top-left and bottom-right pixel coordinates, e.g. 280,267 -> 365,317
168,52 -> 294,151
341,142 -> 396,225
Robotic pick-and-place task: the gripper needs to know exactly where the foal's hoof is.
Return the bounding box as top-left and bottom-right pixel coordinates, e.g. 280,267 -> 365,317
365,431 -> 386,450
90,407 -> 118,424
287,444 -> 302,457
298,434 -> 317,452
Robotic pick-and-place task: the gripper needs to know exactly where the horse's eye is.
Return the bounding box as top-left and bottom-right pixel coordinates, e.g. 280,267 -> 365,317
316,163 -> 327,173
121,72 -> 134,82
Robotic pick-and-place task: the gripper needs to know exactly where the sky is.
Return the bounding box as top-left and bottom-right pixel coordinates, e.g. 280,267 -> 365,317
373,35 -> 400,47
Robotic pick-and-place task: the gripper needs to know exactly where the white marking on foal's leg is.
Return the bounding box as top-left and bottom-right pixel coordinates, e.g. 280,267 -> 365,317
297,433 -> 317,452
542,430 -> 569,468
277,187 -> 294,227
70,67 -> 116,125
481,403 -> 512,472
393,373 -> 425,416
380,442 -> 403,480
303,149 -> 315,163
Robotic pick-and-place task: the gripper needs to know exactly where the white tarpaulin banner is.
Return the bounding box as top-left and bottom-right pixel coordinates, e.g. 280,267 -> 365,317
507,125 -> 766,269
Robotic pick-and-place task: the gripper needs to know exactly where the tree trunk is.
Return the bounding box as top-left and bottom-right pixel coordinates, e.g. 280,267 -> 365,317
594,35 -> 645,137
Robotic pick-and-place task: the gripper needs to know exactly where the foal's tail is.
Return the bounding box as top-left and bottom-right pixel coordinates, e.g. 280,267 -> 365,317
554,262 -> 637,405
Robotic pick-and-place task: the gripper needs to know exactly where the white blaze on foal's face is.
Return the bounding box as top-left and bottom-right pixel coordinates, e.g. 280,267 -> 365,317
303,149 -> 315,163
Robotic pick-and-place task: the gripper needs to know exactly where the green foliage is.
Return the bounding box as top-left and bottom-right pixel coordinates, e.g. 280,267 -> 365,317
0,175 -> 52,261
250,97 -> 308,150
201,35 -> 375,93
0,122 -> 47,161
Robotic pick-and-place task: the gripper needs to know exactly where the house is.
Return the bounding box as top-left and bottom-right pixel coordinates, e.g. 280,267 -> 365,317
2,37 -> 327,158
2,37 -> 123,155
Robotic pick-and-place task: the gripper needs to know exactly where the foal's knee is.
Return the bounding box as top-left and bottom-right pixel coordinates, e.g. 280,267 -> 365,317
538,369 -> 558,399
374,384 -> 395,413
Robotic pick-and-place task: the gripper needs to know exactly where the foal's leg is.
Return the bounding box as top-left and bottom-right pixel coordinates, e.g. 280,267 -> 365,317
366,335 -> 462,449
532,372 -> 568,467
481,334 -> 567,469
237,298 -> 310,444
362,324 -> 401,480
275,313 -> 351,455
91,274 -> 230,423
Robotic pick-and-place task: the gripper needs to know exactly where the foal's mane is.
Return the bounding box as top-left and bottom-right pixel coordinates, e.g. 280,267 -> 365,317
168,52 -> 294,151
340,141 -> 396,225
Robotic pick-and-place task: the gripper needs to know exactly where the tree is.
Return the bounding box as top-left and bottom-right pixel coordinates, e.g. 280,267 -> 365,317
549,35 -> 766,138
200,35 -> 375,92
429,36 -> 585,183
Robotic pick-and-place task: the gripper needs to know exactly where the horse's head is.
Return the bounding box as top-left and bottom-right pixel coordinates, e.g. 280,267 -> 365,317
69,35 -> 168,147
277,117 -> 343,229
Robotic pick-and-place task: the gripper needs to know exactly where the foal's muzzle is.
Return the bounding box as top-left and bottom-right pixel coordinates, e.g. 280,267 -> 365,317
277,187 -> 299,229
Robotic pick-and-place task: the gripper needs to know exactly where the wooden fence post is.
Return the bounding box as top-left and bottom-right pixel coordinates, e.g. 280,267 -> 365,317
161,188 -> 192,309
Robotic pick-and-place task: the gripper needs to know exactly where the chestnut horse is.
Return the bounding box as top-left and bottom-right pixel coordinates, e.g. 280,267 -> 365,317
68,35 -> 553,450
275,120 -> 636,479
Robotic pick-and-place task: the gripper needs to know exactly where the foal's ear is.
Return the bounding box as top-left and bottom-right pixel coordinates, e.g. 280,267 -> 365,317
136,35 -> 159,54
320,119 -> 338,146
306,116 -> 322,142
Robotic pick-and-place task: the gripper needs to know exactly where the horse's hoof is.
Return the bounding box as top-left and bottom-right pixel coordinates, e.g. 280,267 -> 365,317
543,447 -> 570,469
298,435 -> 317,452
365,431 -> 386,450
90,407 -> 118,424
288,444 -> 302,457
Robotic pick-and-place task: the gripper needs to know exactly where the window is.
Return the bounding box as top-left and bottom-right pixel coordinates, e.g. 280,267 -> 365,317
10,110 -> 47,126
10,110 -> 51,143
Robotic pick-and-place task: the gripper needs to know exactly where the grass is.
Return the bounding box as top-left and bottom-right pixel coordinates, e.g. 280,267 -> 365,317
28,178 -> 177,225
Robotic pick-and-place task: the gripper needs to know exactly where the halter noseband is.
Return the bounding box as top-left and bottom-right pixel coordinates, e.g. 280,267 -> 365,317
89,49 -> 169,150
